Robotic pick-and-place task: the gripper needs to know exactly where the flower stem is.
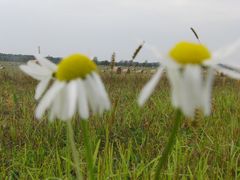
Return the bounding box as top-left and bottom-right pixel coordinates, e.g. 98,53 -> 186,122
67,120 -> 83,180
81,120 -> 95,180
154,109 -> 182,180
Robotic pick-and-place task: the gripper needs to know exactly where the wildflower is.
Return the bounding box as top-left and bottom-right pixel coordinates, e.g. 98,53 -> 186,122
20,54 -> 111,120
139,41 -> 240,117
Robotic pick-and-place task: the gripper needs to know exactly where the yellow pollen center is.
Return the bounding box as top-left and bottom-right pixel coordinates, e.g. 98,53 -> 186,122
169,41 -> 211,64
56,54 -> 97,81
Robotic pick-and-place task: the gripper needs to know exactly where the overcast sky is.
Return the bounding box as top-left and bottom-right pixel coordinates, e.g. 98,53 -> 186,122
0,0 -> 240,62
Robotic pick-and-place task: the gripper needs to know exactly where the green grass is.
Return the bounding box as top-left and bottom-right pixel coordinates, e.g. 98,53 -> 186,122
0,62 -> 240,179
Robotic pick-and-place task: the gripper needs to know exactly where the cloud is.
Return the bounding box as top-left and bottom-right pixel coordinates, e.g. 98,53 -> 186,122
0,0 -> 239,61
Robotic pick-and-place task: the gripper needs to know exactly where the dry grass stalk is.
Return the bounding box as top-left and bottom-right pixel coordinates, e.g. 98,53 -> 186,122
190,27 -> 201,43
130,41 -> 145,66
111,52 -> 116,71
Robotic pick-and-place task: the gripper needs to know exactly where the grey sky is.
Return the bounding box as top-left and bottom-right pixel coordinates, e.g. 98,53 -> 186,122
0,0 -> 240,62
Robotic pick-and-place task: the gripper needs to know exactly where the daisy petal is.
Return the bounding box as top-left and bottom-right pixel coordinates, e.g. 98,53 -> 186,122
202,68 -> 214,116
212,38 -> 240,66
215,65 -> 240,79
35,77 -> 51,100
35,81 -> 65,119
84,76 -> 99,113
54,87 -> 67,120
48,102 -> 57,122
50,90 -> 64,121
65,80 -> 78,119
77,79 -> 89,119
181,65 -> 202,117
19,65 -> 48,80
27,61 -> 52,75
87,75 -> 105,114
166,68 -> 181,108
92,72 -> 111,110
138,67 -> 164,106
35,54 -> 57,71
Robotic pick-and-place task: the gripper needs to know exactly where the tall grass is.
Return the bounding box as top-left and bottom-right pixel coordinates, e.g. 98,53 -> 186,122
0,63 -> 240,179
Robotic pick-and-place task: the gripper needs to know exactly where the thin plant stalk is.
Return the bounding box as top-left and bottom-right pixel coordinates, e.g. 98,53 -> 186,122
154,109 -> 183,180
67,120 -> 83,180
81,120 -> 95,180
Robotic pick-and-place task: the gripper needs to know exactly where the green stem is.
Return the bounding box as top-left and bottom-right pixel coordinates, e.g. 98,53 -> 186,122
81,120 -> 95,180
154,109 -> 182,180
67,120 -> 83,180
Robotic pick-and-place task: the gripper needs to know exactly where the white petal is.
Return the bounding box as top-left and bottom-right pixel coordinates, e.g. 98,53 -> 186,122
35,54 -> 57,71
27,61 -> 52,75
50,91 -> 64,121
180,65 -> 202,118
49,82 -> 78,121
166,68 -> 182,108
65,81 -> 78,119
77,79 -> 89,119
92,72 -> 111,110
212,38 -> 240,66
215,65 -> 240,79
84,73 -> 111,115
87,75 -> 105,114
35,81 -> 65,119
202,68 -> 215,116
138,67 -> 164,106
19,65 -> 49,80
35,78 -> 51,100
57,86 -> 70,121
51,86 -> 70,121
84,75 -> 100,114
48,104 -> 57,122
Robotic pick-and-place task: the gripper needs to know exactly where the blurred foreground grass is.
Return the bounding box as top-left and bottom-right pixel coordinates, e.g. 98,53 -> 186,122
0,62 -> 240,179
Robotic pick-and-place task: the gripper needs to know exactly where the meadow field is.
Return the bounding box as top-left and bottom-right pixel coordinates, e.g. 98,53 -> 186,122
0,62 -> 240,179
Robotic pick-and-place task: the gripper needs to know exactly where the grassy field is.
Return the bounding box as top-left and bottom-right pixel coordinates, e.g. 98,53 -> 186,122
0,62 -> 240,179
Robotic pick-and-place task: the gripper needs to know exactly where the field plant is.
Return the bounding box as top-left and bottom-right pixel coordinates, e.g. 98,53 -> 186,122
0,64 -> 239,179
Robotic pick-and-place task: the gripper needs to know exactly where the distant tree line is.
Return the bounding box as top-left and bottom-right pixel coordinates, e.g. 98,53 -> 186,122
0,53 -> 34,62
0,53 -> 159,67
92,57 -> 159,67
0,53 -> 62,63
45,56 -> 61,63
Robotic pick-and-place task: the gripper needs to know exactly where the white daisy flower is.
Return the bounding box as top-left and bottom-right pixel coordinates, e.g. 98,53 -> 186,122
138,40 -> 240,118
20,54 -> 111,121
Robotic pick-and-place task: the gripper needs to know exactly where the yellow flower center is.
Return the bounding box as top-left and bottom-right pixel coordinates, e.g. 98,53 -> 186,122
169,41 -> 211,64
56,54 -> 97,81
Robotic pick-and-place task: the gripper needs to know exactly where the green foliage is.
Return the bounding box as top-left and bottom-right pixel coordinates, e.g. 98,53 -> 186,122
0,53 -> 159,67
0,62 -> 240,179
0,53 -> 61,63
